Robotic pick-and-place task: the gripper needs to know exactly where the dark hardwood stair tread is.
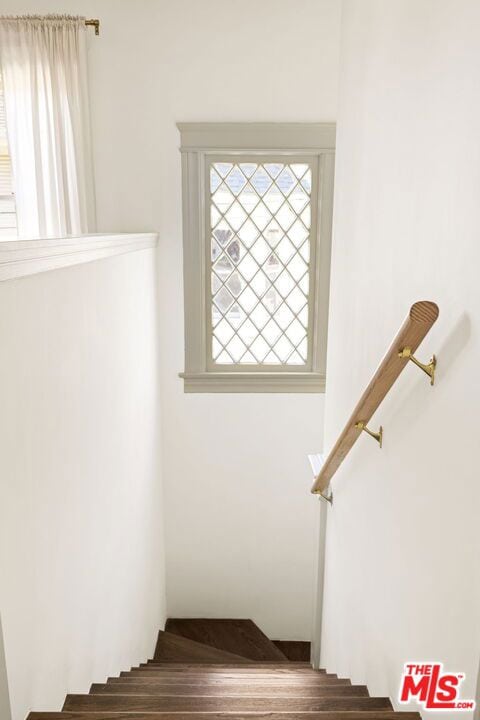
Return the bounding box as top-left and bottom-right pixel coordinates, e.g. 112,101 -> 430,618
134,665 -> 321,676
30,713 -> 421,720
29,620 -> 405,719
273,641 -> 311,662
153,630 -> 251,664
124,669 -> 335,677
90,682 -> 367,697
130,667 -> 325,678
115,672 -> 345,684
165,618 -> 287,662
139,662 -> 314,671
147,659 -> 311,666
64,696 -> 393,712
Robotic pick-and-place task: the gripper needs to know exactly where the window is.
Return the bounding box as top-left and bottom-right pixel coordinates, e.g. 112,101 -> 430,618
0,73 -> 16,237
179,123 -> 335,393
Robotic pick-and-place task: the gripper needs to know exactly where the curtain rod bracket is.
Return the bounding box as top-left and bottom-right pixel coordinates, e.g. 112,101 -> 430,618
399,346 -> 436,385
355,421 -> 383,448
85,19 -> 100,35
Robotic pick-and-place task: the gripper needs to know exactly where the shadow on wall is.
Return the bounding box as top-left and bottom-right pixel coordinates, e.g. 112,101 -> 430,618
387,311 -> 471,420
0,614 -> 12,720
435,312 -> 471,381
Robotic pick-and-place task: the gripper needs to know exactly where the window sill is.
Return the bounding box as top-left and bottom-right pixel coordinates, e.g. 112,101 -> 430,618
0,232 -> 158,282
180,371 -> 326,393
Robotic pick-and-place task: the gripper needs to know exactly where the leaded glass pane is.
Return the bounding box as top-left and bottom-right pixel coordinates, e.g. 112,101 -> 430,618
209,161 -> 313,365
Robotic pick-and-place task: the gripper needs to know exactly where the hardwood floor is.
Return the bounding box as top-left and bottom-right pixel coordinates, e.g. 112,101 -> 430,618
165,618 -> 288,661
153,630 -> 251,663
273,640 -> 311,661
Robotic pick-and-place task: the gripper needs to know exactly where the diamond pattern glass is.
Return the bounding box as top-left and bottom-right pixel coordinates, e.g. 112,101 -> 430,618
209,161 -> 313,365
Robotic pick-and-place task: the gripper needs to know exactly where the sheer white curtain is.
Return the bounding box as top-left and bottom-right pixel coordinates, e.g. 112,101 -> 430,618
0,15 -> 96,238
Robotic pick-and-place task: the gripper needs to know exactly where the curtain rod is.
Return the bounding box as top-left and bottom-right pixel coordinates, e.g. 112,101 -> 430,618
85,18 -> 99,35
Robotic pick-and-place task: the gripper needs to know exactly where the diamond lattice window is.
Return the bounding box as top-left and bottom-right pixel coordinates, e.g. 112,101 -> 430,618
179,123 -> 334,393
209,162 -> 313,366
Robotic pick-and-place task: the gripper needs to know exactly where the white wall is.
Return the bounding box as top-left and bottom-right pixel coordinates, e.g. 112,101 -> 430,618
150,0 -> 339,641
84,0 -> 340,640
0,8 -> 341,702
321,1 -> 480,718
0,249 -> 166,720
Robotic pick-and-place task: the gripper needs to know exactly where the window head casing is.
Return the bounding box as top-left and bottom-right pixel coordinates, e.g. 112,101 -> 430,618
179,123 -> 335,393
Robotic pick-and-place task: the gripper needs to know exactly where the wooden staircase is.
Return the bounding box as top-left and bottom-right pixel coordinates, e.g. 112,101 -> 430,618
27,618 -> 420,720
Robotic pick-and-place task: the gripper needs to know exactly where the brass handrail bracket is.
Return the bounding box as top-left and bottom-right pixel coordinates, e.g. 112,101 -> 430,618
398,346 -> 436,385
313,488 -> 333,505
355,421 -> 383,448
310,301 -> 439,496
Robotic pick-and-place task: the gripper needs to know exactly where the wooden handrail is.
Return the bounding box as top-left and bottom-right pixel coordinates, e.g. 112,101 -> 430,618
312,300 -> 439,496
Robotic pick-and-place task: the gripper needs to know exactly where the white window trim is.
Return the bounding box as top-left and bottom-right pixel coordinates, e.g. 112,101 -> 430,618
178,123 -> 335,394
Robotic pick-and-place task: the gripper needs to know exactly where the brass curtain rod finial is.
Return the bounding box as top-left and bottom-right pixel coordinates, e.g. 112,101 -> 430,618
399,346 -> 436,385
355,421 -> 383,448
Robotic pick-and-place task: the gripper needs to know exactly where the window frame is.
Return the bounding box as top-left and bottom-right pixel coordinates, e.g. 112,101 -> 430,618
178,123 -> 335,393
